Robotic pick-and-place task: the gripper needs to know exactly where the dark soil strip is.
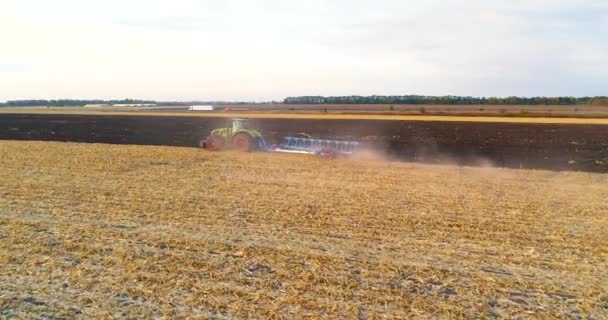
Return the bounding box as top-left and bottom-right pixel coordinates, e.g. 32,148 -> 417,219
1,114 -> 606,172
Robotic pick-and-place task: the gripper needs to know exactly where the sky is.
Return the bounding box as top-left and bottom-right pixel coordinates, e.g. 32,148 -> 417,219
1,0 -> 607,101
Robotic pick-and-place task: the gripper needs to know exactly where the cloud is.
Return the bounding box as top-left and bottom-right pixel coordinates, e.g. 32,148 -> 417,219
111,17 -> 208,32
0,63 -> 37,73
0,0 -> 606,100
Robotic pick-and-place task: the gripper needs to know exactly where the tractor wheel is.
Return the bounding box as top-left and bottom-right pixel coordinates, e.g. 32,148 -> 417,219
205,134 -> 226,151
232,132 -> 254,152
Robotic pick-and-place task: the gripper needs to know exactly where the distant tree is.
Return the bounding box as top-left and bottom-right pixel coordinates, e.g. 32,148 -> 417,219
283,95 -> 600,106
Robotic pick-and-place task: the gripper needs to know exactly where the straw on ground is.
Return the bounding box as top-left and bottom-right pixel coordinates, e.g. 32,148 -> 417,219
0,141 -> 606,319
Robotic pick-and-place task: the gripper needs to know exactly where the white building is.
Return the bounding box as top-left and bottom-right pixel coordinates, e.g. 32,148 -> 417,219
188,105 -> 214,111
112,103 -> 157,107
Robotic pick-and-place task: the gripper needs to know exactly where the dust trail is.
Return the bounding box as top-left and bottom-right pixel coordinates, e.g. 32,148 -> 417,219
350,147 -> 392,161
351,143 -> 498,170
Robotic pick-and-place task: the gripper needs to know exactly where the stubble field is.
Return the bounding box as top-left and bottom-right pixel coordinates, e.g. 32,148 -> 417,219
0,141 -> 607,319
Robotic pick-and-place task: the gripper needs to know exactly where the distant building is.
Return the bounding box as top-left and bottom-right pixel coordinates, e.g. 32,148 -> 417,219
84,104 -> 110,107
188,105 -> 215,111
112,103 -> 157,107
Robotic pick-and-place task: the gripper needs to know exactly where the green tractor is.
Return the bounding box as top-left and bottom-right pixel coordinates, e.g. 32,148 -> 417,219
200,118 -> 267,152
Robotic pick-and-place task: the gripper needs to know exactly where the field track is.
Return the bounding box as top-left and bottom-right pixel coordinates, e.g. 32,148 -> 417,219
3,109 -> 608,124
1,112 -> 607,172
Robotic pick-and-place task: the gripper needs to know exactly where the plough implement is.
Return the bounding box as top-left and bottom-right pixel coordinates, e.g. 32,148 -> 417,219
273,137 -> 359,158
201,118 -> 360,158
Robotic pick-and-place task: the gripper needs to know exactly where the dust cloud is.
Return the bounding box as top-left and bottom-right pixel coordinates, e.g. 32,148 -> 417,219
351,144 -> 498,171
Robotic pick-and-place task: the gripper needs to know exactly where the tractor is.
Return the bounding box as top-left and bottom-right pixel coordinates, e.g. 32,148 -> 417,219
201,118 -> 360,157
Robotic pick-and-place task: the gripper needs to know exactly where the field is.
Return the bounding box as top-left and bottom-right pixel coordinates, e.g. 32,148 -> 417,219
3,104 -> 608,119
1,141 -> 607,319
4,107 -> 608,124
1,113 -> 608,172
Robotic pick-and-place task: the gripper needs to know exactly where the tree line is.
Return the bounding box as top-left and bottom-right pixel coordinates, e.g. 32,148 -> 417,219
284,95 -> 608,105
2,96 -> 607,107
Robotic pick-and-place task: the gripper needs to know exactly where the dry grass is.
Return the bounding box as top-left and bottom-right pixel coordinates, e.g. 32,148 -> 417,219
3,108 -> 608,124
0,141 -> 607,319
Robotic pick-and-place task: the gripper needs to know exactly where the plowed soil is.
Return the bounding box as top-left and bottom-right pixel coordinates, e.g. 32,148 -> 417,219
1,113 -> 607,172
